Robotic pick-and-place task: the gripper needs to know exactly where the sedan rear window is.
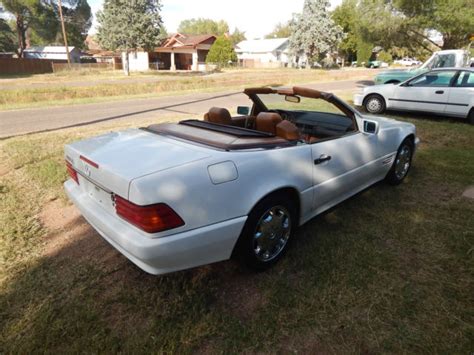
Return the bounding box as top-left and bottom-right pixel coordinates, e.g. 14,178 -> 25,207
454,71 -> 474,87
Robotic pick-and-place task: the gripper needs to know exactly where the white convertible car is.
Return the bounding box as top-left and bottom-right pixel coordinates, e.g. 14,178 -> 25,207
65,86 -> 419,275
355,68 -> 474,124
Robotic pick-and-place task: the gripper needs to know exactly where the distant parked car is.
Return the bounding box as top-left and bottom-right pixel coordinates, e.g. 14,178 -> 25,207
354,68 -> 474,124
394,57 -> 421,66
366,60 -> 385,68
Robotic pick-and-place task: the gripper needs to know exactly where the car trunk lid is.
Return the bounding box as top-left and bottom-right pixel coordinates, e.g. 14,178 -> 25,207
65,128 -> 211,199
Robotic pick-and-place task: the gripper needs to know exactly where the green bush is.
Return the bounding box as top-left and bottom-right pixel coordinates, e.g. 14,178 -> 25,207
378,50 -> 393,63
206,35 -> 237,66
356,39 -> 372,66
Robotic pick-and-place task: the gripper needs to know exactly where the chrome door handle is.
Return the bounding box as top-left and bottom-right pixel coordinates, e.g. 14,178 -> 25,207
314,154 -> 331,165
435,90 -> 444,94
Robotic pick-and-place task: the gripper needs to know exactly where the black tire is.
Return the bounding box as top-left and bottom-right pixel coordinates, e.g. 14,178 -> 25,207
364,94 -> 386,114
234,194 -> 297,271
385,138 -> 414,185
467,109 -> 474,125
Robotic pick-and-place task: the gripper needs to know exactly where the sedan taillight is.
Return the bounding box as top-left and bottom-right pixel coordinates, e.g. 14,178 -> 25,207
115,195 -> 184,233
66,161 -> 79,184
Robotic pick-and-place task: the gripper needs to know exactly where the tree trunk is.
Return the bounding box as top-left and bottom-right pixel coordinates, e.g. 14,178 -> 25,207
122,50 -> 130,76
16,14 -> 27,58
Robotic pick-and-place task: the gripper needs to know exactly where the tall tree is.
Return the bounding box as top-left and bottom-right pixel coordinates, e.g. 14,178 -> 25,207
27,0 -> 92,48
332,0 -> 358,62
393,0 -> 474,49
58,0 -> 91,48
229,27 -> 246,45
178,18 -> 229,36
265,21 -> 291,39
0,18 -> 16,52
0,0 -> 57,57
289,0 -> 344,67
206,35 -> 237,67
97,0 -> 164,75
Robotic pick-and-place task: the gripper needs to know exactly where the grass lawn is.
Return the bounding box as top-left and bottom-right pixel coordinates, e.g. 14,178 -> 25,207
0,104 -> 473,352
0,68 -> 376,111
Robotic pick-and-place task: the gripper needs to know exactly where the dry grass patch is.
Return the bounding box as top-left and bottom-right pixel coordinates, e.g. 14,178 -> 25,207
0,68 -> 374,110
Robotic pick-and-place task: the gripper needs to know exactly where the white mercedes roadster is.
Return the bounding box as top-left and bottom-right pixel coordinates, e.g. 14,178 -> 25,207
65,86 -> 420,275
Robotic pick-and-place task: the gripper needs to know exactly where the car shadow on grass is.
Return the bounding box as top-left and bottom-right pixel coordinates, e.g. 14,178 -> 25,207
0,174 -> 413,352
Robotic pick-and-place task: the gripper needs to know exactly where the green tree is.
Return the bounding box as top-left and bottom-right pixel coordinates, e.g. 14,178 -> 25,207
0,18 -> 16,52
394,0 -> 474,49
265,21 -> 291,39
58,0 -> 92,48
205,35 -> 237,67
229,27 -> 246,45
0,0 -> 57,57
332,0 -> 358,63
97,0 -> 164,75
289,0 -> 344,67
178,18 -> 229,35
27,0 -> 92,49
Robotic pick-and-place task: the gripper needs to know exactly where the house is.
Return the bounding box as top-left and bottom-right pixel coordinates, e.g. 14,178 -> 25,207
125,33 -> 217,72
23,46 -> 82,63
235,38 -> 290,68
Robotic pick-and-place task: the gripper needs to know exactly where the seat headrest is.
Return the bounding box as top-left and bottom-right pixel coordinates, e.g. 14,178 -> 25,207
205,107 -> 232,125
255,112 -> 283,135
276,120 -> 300,141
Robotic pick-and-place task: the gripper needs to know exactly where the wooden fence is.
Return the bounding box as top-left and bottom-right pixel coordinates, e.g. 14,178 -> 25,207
52,62 -> 115,72
0,58 -> 57,75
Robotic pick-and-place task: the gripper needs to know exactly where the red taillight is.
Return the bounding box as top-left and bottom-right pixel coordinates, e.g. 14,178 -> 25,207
80,155 -> 99,169
115,195 -> 185,233
66,161 -> 79,184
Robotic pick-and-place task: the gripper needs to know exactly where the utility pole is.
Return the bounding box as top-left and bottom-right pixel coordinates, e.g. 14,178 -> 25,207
57,0 -> 71,66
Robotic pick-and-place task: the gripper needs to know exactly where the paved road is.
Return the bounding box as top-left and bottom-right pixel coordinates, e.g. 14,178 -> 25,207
0,79 -> 373,138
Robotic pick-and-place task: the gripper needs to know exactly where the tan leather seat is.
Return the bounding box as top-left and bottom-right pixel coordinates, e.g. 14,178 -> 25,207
255,112 -> 282,135
276,120 -> 300,141
204,107 -> 232,125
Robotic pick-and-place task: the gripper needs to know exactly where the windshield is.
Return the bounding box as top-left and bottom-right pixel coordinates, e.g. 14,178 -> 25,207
422,53 -> 458,70
256,93 -> 347,115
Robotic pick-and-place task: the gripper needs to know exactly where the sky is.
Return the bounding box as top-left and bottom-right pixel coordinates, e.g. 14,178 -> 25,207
88,0 -> 342,39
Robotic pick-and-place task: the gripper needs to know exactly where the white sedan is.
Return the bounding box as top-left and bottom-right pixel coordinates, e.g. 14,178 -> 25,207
394,58 -> 421,66
355,68 -> 474,124
65,86 -> 419,275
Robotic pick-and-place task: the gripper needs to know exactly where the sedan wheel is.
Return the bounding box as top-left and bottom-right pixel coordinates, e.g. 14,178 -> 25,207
364,95 -> 386,114
235,194 -> 296,271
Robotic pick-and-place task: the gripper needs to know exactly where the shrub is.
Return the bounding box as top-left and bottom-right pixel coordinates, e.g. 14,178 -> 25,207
206,35 -> 237,67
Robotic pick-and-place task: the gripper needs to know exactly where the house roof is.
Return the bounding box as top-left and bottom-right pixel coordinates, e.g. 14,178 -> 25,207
236,38 -> 289,53
160,33 -> 216,49
24,46 -> 77,53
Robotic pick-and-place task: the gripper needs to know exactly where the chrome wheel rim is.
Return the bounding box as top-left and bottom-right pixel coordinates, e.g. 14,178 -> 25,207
367,98 -> 382,113
253,206 -> 291,262
395,145 -> 411,180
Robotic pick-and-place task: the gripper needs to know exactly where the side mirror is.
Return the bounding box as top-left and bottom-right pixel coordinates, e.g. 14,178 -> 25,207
363,120 -> 379,134
237,106 -> 250,115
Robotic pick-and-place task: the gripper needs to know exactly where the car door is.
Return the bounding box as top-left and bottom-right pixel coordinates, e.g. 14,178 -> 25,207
390,70 -> 458,113
311,131 -> 377,212
445,70 -> 474,117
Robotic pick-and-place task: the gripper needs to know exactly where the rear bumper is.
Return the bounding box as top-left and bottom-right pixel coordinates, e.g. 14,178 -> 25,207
64,180 -> 247,275
353,93 -> 364,107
